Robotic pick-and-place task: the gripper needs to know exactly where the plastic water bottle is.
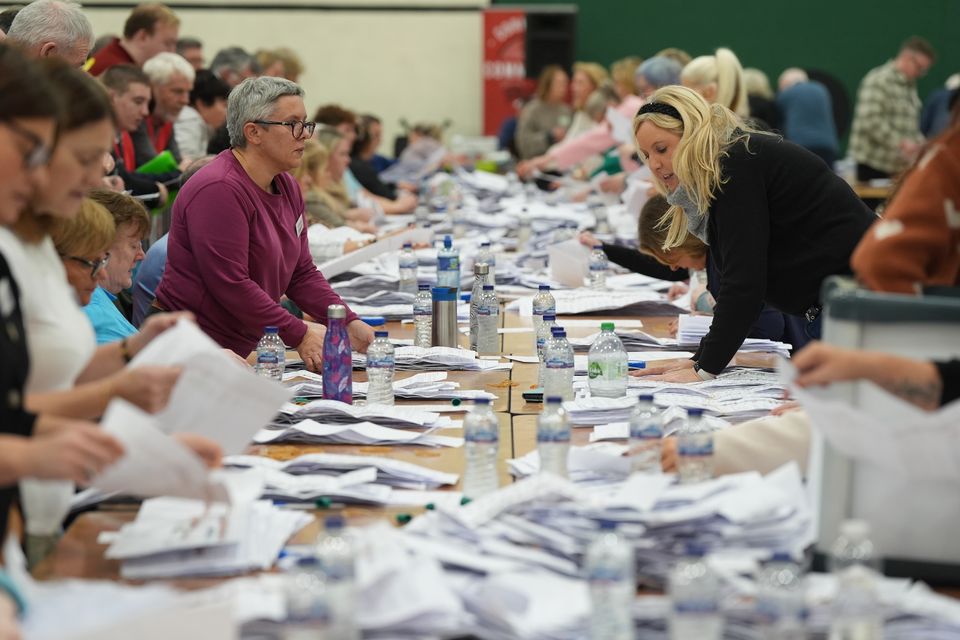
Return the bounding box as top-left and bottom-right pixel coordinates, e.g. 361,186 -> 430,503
677,408 -> 714,484
365,331 -> 395,405
254,326 -> 285,381
543,329 -> 574,401
283,557 -> 330,639
590,196 -> 611,234
477,284 -> 499,355
536,313 -> 557,388
587,322 -> 627,398
414,203 -> 430,227
532,284 -> 557,334
585,520 -> 635,640
588,245 -> 608,290
321,306 -> 352,403
398,242 -> 418,295
829,520 -> 882,640
476,241 -> 496,284
413,283 -> 432,348
516,208 -> 532,247
469,263 -> 490,352
756,553 -> 807,639
315,515 -> 359,640
629,395 -> 663,473
537,396 -> 570,478
437,235 -> 460,292
669,544 -> 723,640
462,398 -> 499,499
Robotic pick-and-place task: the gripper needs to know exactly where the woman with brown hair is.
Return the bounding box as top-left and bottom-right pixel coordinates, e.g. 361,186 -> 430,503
515,64 -> 572,159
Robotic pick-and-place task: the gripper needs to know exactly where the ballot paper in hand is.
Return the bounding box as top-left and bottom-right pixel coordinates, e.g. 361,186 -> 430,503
130,320 -> 293,454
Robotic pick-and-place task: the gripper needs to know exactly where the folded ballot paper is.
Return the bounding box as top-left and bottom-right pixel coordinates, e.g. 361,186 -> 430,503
252,418 -> 464,448
225,452 -> 459,491
272,399 -> 456,430
353,346 -> 512,372
102,497 -> 312,580
289,371 -> 497,402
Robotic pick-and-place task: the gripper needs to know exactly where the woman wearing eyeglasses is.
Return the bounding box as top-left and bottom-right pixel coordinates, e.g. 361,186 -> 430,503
51,199 -> 116,307
154,76 -> 374,369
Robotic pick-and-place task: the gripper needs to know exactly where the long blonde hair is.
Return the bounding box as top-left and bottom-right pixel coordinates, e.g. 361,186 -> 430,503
633,85 -> 752,249
681,47 -> 749,117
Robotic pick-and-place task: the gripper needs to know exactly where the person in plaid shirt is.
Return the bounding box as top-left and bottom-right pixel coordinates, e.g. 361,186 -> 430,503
849,36 -> 935,181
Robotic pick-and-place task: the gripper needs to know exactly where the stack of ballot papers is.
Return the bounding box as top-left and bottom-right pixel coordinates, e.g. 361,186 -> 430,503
509,288 -> 681,317
225,452 -> 459,491
272,399 -> 457,430
507,443 -> 632,484
289,371 -> 497,402
676,314 -> 793,355
101,497 -> 312,579
353,346 -> 512,371
589,409 -> 732,442
252,419 -> 464,448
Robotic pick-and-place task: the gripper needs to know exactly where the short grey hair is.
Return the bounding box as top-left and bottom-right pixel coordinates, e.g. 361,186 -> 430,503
143,51 -> 195,85
636,55 -> 683,90
227,76 -> 304,149
7,0 -> 92,54
211,46 -> 257,78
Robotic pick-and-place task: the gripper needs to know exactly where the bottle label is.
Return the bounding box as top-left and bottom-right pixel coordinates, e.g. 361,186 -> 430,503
630,424 -> 662,440
537,430 -> 570,443
414,305 -> 431,317
678,438 -> 714,457
466,429 -> 498,444
257,352 -> 279,365
673,598 -> 719,615
589,262 -> 607,272
478,304 -> 498,317
399,258 -> 418,270
368,356 -> 395,368
545,356 -> 566,369
437,256 -> 459,272
588,566 -> 629,583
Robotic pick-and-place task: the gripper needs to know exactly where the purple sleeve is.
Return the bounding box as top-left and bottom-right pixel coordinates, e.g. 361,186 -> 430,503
285,213 -> 359,327
185,184 -> 308,348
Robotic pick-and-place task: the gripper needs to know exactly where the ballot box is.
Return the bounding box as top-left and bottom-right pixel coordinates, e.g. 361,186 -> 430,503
810,278 -> 960,583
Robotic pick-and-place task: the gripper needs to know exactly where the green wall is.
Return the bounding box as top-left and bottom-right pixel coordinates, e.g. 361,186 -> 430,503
497,0 -> 959,111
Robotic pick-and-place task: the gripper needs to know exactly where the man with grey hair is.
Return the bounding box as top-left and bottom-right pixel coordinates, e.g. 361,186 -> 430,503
210,46 -> 259,88
135,51 -> 195,166
6,0 -> 93,67
776,67 -> 839,167
155,76 -> 374,366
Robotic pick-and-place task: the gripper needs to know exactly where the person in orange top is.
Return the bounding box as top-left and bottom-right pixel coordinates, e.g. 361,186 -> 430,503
852,119 -> 960,294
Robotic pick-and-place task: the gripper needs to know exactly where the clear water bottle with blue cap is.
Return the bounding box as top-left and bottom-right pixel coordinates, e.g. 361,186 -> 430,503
469,263 -> 489,352
829,520 -> 882,640
677,408 -> 714,484
315,515 -> 358,640
283,556 -> 330,638
588,245 -> 608,289
669,543 -> 723,640
543,329 -> 574,401
397,242 -> 418,295
463,398 -> 499,499
756,552 -> 806,639
476,284 -> 499,355
255,326 -> 285,381
537,396 -> 570,477
629,394 -> 663,473
532,284 -> 556,334
365,331 -> 395,405
516,207 -> 532,247
585,519 -> 635,640
476,241 -> 496,284
437,235 -> 460,292
413,283 -> 432,348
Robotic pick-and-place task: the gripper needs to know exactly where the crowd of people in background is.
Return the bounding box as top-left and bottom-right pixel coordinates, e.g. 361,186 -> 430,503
0,0 -> 957,634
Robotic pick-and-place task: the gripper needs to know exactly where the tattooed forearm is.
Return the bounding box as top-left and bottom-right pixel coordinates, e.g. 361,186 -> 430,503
885,377 -> 943,411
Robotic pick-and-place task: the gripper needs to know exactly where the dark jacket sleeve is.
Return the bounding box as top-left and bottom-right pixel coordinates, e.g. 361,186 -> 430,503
349,158 -> 397,199
936,359 -> 960,406
601,243 -> 689,281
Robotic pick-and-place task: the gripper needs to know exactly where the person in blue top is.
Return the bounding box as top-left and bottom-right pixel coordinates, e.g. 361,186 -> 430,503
83,188 -> 149,343
776,68 -> 840,167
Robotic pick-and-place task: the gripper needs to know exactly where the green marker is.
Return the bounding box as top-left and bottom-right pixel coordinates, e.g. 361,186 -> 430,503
396,513 -> 412,525
315,497 -> 332,509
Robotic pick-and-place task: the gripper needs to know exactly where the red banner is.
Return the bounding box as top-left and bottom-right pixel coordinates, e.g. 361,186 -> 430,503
482,9 -> 535,137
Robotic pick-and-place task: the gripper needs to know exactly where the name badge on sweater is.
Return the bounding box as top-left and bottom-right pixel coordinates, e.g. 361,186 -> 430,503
296,213 -> 305,236
0,278 -> 13,318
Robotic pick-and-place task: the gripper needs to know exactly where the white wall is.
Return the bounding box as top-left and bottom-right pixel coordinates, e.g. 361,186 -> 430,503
83,4 -> 486,154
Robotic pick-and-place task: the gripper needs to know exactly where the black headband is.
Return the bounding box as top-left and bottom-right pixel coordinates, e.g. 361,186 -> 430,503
636,101 -> 682,121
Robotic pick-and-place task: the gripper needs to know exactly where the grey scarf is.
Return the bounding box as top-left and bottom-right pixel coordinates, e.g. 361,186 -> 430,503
666,185 -> 709,245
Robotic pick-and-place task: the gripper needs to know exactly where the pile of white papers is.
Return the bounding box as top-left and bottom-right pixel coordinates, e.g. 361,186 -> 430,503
290,371 -> 497,402
507,443 -> 632,484
273,399 -> 456,430
589,409 -> 732,442
509,288 -> 679,317
353,346 -> 512,372
102,497 -> 311,579
253,418 -> 463,448
225,452 -> 459,491
676,315 -> 792,355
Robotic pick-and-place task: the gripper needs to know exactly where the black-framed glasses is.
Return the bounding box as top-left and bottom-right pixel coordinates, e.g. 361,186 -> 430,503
61,253 -> 110,279
2,120 -> 51,170
251,119 -> 316,139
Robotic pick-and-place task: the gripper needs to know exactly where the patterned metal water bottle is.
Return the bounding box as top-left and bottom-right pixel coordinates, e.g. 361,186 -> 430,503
322,304 -> 353,404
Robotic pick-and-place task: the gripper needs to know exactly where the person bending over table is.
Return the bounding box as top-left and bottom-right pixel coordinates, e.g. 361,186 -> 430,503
154,76 -> 374,369
631,86 -> 876,382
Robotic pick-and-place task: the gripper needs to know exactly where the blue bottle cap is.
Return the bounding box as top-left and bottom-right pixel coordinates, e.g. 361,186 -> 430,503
598,519 -> 617,531
374,331 -> 388,338
362,316 -> 386,327
770,551 -> 793,563
418,282 -> 431,291
545,396 -> 563,404
637,394 -> 655,403
431,287 -> 458,301
324,515 -> 345,529
684,542 -> 707,557
402,242 -> 412,248
482,284 -> 494,291
481,241 -> 491,247
538,284 -> 551,291
593,245 -> 603,250
474,398 -> 491,405
264,326 -> 279,333
443,235 -> 452,248
687,408 -> 705,417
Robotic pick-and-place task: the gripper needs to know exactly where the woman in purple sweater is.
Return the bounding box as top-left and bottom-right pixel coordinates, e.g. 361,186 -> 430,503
155,76 -> 374,369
